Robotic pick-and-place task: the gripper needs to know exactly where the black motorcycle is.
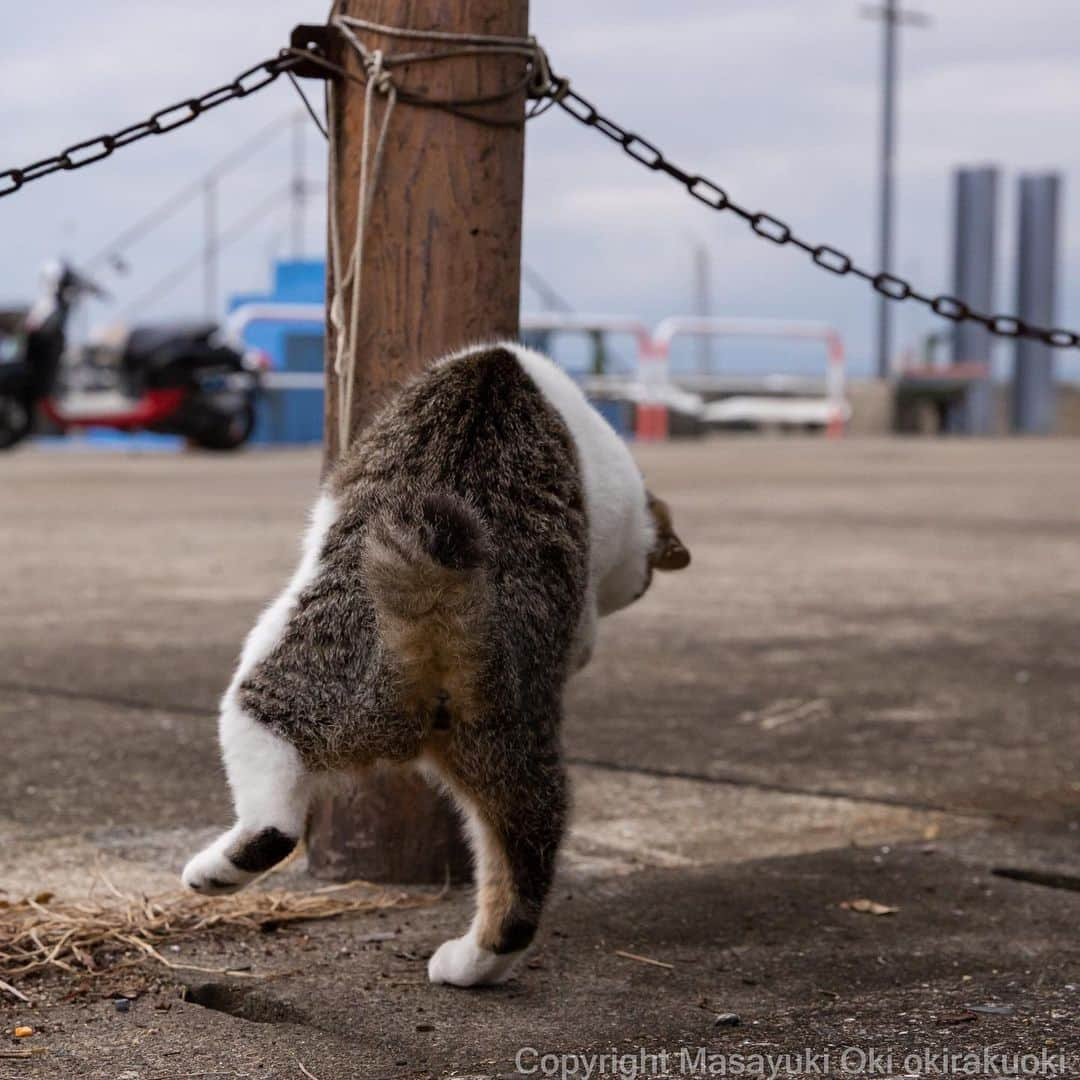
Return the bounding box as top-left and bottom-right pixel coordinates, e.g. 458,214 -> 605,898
0,262 -> 264,451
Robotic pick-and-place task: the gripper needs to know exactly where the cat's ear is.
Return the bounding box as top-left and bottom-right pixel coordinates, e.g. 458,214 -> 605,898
647,492 -> 691,572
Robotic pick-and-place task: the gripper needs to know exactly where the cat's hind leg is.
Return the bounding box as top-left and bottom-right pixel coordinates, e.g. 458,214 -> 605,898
426,728 -> 567,987
181,693 -> 312,895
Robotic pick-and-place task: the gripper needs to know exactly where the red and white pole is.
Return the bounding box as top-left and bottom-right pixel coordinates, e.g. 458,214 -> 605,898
825,331 -> 846,439
635,334 -> 669,441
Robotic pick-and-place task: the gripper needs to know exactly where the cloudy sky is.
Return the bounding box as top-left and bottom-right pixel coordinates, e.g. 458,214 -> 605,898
2,0 -> 1078,377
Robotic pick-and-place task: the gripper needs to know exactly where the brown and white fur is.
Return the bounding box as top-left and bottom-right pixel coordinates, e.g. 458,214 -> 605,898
181,343 -> 689,987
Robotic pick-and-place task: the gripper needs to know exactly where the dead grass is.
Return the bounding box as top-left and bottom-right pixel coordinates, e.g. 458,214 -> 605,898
0,877 -> 436,996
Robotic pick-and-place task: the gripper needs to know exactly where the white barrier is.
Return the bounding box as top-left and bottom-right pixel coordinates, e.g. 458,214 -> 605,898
225,303 -> 848,437
651,316 -> 847,437
225,303 -> 324,340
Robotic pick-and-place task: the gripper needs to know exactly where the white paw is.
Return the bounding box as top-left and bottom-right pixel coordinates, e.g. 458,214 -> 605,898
181,833 -> 253,896
427,933 -> 525,987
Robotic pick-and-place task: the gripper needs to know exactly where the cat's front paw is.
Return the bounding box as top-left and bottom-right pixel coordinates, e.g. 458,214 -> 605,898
181,835 -> 253,896
427,933 -> 524,987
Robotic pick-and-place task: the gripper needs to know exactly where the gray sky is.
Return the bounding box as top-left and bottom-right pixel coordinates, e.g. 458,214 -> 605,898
2,1 -> 1078,377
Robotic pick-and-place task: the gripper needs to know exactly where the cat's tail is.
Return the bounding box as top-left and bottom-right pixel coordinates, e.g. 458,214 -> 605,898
363,492 -> 492,723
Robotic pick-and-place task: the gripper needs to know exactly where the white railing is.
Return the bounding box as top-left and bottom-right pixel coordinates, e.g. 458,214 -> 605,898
651,316 -> 847,437
226,302 -> 848,437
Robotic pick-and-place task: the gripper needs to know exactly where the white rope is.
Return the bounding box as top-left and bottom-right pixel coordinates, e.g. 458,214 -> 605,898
337,15 -> 554,98
328,31 -> 397,452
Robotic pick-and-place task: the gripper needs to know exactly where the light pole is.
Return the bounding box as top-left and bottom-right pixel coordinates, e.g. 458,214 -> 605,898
291,109 -> 306,258
203,178 -> 217,319
861,2 -> 929,379
691,240 -> 711,373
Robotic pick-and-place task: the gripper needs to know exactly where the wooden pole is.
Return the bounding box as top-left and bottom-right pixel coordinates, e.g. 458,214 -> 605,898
308,0 -> 530,884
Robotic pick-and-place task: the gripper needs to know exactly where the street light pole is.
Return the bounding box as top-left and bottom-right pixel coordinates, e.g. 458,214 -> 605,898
203,177 -> 217,319
291,110 -> 305,259
692,241 -> 711,373
861,2 -> 928,379
877,0 -> 897,380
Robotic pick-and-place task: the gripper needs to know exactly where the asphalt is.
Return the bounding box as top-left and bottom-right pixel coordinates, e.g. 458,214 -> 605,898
0,438 -> 1077,1079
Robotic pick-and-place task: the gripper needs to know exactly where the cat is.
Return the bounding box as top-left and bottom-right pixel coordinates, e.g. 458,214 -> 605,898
181,342 -> 689,987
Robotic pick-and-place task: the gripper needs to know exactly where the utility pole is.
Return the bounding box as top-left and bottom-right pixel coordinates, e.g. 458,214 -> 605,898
291,110 -> 306,259
308,0 -> 531,883
861,2 -> 929,379
691,241 -> 711,373
203,178 -> 217,319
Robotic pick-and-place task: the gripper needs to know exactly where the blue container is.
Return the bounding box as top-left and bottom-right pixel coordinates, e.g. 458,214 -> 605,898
229,259 -> 326,446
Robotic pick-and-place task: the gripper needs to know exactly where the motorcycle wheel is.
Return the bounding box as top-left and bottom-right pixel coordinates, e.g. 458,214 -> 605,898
0,395 -> 32,450
191,398 -> 256,451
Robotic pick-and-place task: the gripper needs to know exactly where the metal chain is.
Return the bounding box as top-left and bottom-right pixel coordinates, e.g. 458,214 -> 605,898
1,27 -> 1073,350
553,84 -> 1079,350
0,54 -> 301,201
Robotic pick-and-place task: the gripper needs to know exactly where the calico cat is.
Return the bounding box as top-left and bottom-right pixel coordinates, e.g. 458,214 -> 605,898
182,343 -> 689,987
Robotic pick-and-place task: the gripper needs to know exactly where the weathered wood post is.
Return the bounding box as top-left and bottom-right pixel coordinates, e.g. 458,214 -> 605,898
308,0 -> 530,882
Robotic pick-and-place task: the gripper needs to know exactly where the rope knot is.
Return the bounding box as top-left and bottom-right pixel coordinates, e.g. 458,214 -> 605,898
365,49 -> 394,94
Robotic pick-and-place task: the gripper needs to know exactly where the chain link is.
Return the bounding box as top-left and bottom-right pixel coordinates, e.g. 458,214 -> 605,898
1,33 -> 1074,350
554,86 -> 1079,350
0,55 -> 300,201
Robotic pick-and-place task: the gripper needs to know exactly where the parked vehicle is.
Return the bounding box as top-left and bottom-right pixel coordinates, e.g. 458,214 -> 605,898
0,262 -> 265,451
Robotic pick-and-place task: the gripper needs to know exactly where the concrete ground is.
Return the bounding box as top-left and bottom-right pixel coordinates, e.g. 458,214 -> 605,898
0,438 -> 1077,1079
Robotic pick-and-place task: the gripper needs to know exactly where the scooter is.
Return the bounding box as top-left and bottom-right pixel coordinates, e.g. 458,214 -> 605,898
0,262 -> 265,451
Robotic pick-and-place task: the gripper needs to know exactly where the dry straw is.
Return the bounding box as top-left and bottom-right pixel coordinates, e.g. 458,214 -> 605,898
0,876 -> 435,998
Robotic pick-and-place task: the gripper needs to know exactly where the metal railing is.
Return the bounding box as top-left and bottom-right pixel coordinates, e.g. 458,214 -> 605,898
226,301 -> 849,437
